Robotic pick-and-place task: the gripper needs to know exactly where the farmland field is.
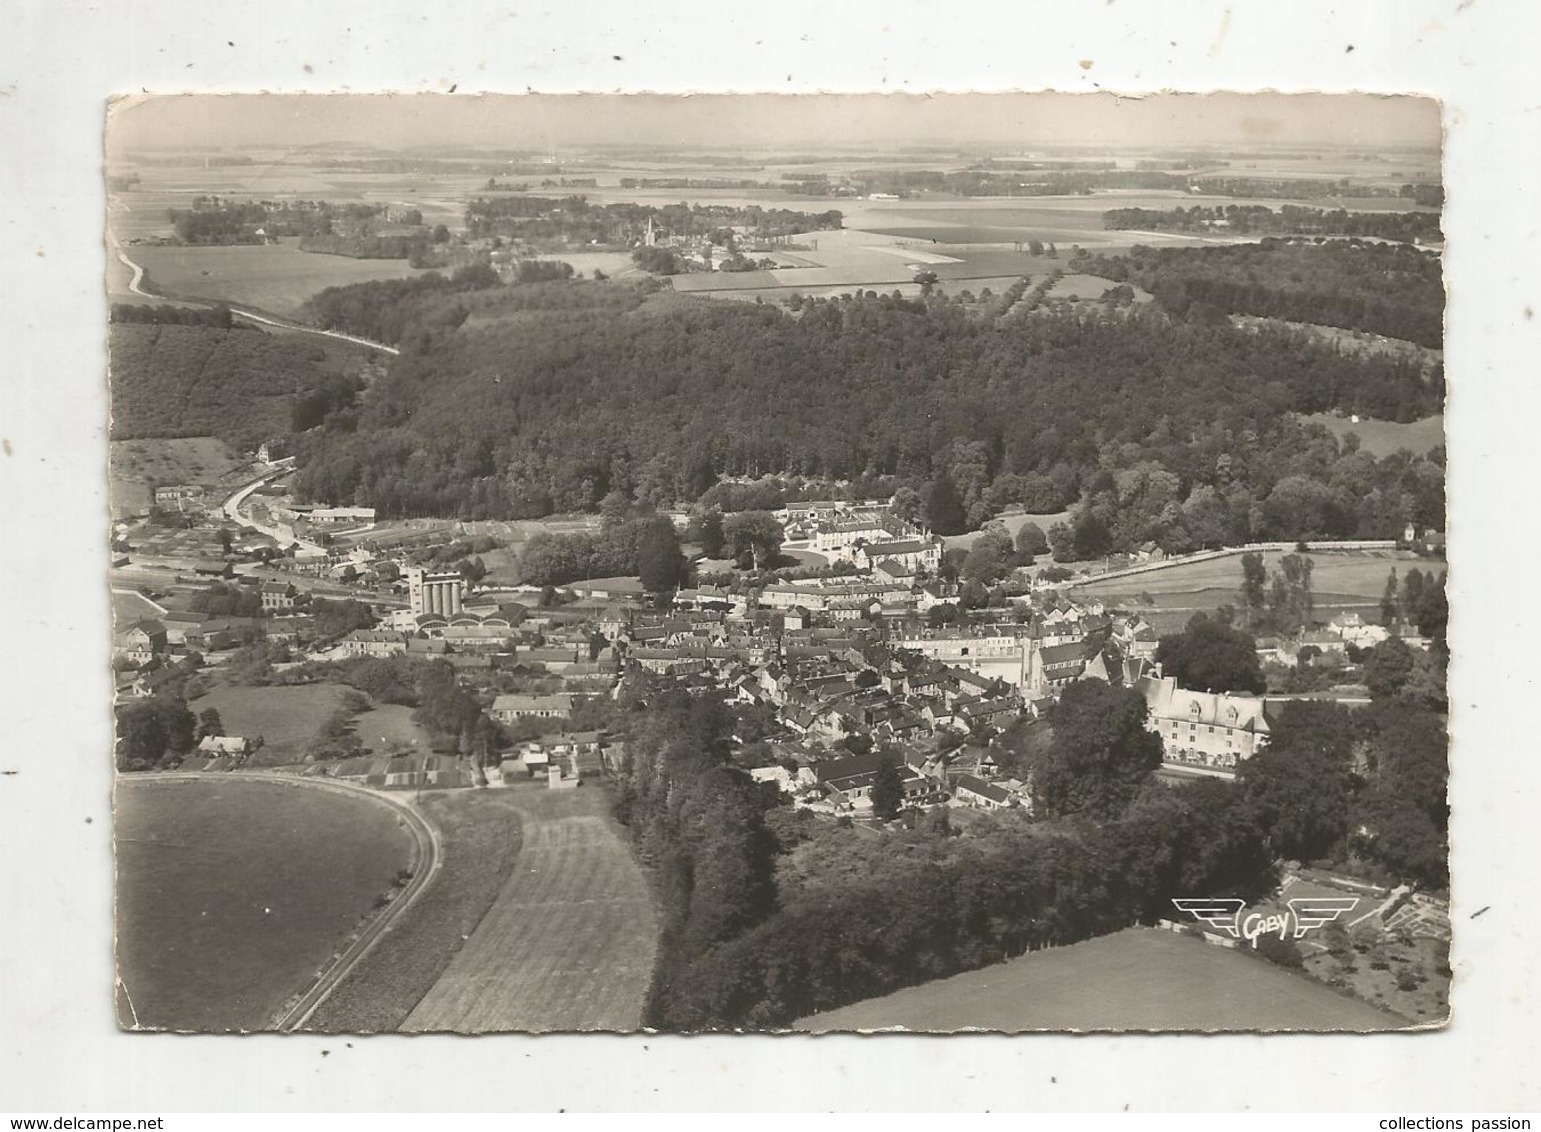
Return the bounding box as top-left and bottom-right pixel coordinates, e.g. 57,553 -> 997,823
402,780 -> 657,1032
1071,548 -> 1442,602
300,788 -> 528,1031
190,683 -> 355,764
128,239 -> 430,318
1301,412 -> 1446,458
794,927 -> 1406,1032
114,776 -> 416,1031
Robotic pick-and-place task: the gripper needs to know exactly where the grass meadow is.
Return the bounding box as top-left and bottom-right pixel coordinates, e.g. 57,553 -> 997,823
1302,412 -> 1446,458
131,239 -> 428,318
795,926 -> 1406,1032
401,780 -> 658,1033
1071,549 -> 1441,602
191,684 -> 355,764
114,776 -> 416,1031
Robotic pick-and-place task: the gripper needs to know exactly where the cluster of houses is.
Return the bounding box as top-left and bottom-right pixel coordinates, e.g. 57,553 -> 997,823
115,481 -> 1433,812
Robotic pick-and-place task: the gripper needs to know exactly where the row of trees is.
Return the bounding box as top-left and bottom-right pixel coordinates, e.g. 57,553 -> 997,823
1103,205 -> 1441,244
517,514 -> 686,590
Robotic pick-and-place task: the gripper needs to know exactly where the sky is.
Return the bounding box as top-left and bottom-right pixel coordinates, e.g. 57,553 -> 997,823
107,92 -> 1441,156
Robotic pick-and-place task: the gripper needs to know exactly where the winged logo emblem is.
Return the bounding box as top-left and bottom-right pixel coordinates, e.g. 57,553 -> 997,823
1285,897 -> 1360,938
1170,898 -> 1246,938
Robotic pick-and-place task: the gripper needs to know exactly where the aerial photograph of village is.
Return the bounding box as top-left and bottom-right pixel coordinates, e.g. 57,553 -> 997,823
105,92 -> 1449,1034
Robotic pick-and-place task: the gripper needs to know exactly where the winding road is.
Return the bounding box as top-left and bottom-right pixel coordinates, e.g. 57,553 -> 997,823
221,466 -> 326,556
109,236 -> 400,356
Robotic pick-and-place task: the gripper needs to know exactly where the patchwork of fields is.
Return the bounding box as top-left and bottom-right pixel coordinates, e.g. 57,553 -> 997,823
795,926 -> 1406,1032
402,782 -> 658,1033
115,776 -> 416,1031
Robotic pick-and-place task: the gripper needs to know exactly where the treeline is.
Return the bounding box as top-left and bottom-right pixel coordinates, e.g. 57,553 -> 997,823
848,168 -> 1189,197
1103,205 -> 1442,244
298,264 -> 501,346
463,194 -> 842,244
108,323 -> 363,449
518,514 -> 685,589
167,197 -> 401,245
1073,239 -> 1445,348
290,284 -> 1444,554
110,303 -> 237,329
1191,178 -> 1441,204
298,233 -> 427,260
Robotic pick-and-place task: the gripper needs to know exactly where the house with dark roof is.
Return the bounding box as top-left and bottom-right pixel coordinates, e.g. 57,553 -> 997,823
1030,640 -> 1089,692
120,620 -> 167,664
952,774 -> 1014,811
816,752 -> 942,809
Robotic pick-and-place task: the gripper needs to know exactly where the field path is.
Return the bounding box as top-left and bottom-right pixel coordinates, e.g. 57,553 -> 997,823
402,792 -> 657,1033
110,236 -> 400,356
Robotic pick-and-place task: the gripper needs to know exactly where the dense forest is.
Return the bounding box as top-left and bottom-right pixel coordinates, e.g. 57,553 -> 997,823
1071,239 -> 1445,348
109,323 -> 364,449
291,271 -> 1443,551
1103,205 -> 1441,244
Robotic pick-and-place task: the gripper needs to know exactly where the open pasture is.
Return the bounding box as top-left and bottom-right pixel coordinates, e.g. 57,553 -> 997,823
1071,548 -> 1439,602
352,703 -> 431,754
130,239 -> 429,318
1301,412 -> 1445,458
114,776 -> 416,1031
402,781 -> 657,1033
794,926 -> 1405,1032
190,683 -> 355,764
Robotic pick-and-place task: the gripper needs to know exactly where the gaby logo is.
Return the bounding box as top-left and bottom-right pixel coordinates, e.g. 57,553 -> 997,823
1171,897 -> 1360,947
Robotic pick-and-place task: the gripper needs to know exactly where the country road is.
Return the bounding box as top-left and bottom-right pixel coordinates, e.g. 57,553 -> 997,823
132,771 -> 444,1031
109,237 -> 400,356
222,467 -> 326,556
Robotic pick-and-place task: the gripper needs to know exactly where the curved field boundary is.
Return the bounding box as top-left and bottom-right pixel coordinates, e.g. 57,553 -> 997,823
128,771 -> 442,1031
401,795 -> 658,1034
111,242 -> 400,356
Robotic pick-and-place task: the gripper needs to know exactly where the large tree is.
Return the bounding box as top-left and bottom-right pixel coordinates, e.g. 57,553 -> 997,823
721,511 -> 784,570
1237,701 -> 1358,862
869,761 -> 906,822
924,470 -> 967,536
1036,681 -> 1162,820
1154,613 -> 1266,694
637,517 -> 687,592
